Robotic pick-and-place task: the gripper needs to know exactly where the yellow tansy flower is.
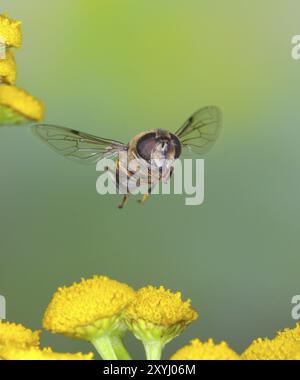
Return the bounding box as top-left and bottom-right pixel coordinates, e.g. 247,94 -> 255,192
0,346 -> 93,360
43,275 -> 135,360
125,286 -> 198,360
0,14 -> 22,48
0,14 -> 44,125
43,275 -> 135,335
241,336 -> 300,360
0,49 -> 16,84
0,321 -> 40,349
171,338 -> 240,360
126,286 -> 198,327
0,85 -> 44,124
277,324 -> 300,343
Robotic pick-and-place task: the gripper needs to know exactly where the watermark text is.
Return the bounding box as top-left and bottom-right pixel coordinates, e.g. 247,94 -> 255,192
291,295 -> 300,320
0,295 -> 6,320
96,155 -> 205,206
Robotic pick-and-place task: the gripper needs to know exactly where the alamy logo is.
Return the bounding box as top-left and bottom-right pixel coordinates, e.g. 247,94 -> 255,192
0,295 -> 6,320
96,154 -> 205,206
0,36 -> 6,60
291,35 -> 300,60
291,295 -> 300,320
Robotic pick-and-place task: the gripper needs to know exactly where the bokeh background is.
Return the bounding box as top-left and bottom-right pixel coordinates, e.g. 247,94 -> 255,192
0,0 -> 300,359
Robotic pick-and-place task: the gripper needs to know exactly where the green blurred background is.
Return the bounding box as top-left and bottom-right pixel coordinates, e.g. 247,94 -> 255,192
0,0 -> 300,359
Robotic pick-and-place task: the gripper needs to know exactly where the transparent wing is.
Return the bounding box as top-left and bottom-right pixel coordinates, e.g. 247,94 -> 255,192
32,124 -> 127,165
175,106 -> 222,156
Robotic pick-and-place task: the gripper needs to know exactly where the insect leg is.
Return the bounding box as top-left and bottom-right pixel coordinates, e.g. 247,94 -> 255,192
138,194 -> 150,205
138,182 -> 155,205
118,195 -> 129,209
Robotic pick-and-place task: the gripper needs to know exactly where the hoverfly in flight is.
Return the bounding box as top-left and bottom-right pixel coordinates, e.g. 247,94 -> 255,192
33,106 -> 222,208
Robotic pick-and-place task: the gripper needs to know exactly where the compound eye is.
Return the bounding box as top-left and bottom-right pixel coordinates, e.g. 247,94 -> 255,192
170,134 -> 182,159
136,133 -> 157,161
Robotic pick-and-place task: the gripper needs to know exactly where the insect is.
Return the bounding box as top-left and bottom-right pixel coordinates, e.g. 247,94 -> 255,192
32,106 -> 222,208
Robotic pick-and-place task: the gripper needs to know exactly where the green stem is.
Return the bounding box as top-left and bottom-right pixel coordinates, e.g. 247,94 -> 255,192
91,335 -> 118,360
111,335 -> 132,360
144,341 -> 164,360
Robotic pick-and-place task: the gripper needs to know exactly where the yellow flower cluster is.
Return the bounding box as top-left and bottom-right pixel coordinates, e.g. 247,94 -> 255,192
242,324 -> 300,360
43,275 -> 136,337
0,14 -> 20,86
0,320 -> 93,360
0,14 -> 22,48
126,286 -> 198,327
0,321 -> 40,349
0,85 -> 44,121
0,14 -> 44,124
171,325 -> 300,360
277,324 -> 300,343
3,273 -> 300,360
123,285 -> 198,359
0,50 -> 16,85
171,338 -> 239,360
242,337 -> 299,360
41,276 -> 199,360
0,346 -> 93,360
